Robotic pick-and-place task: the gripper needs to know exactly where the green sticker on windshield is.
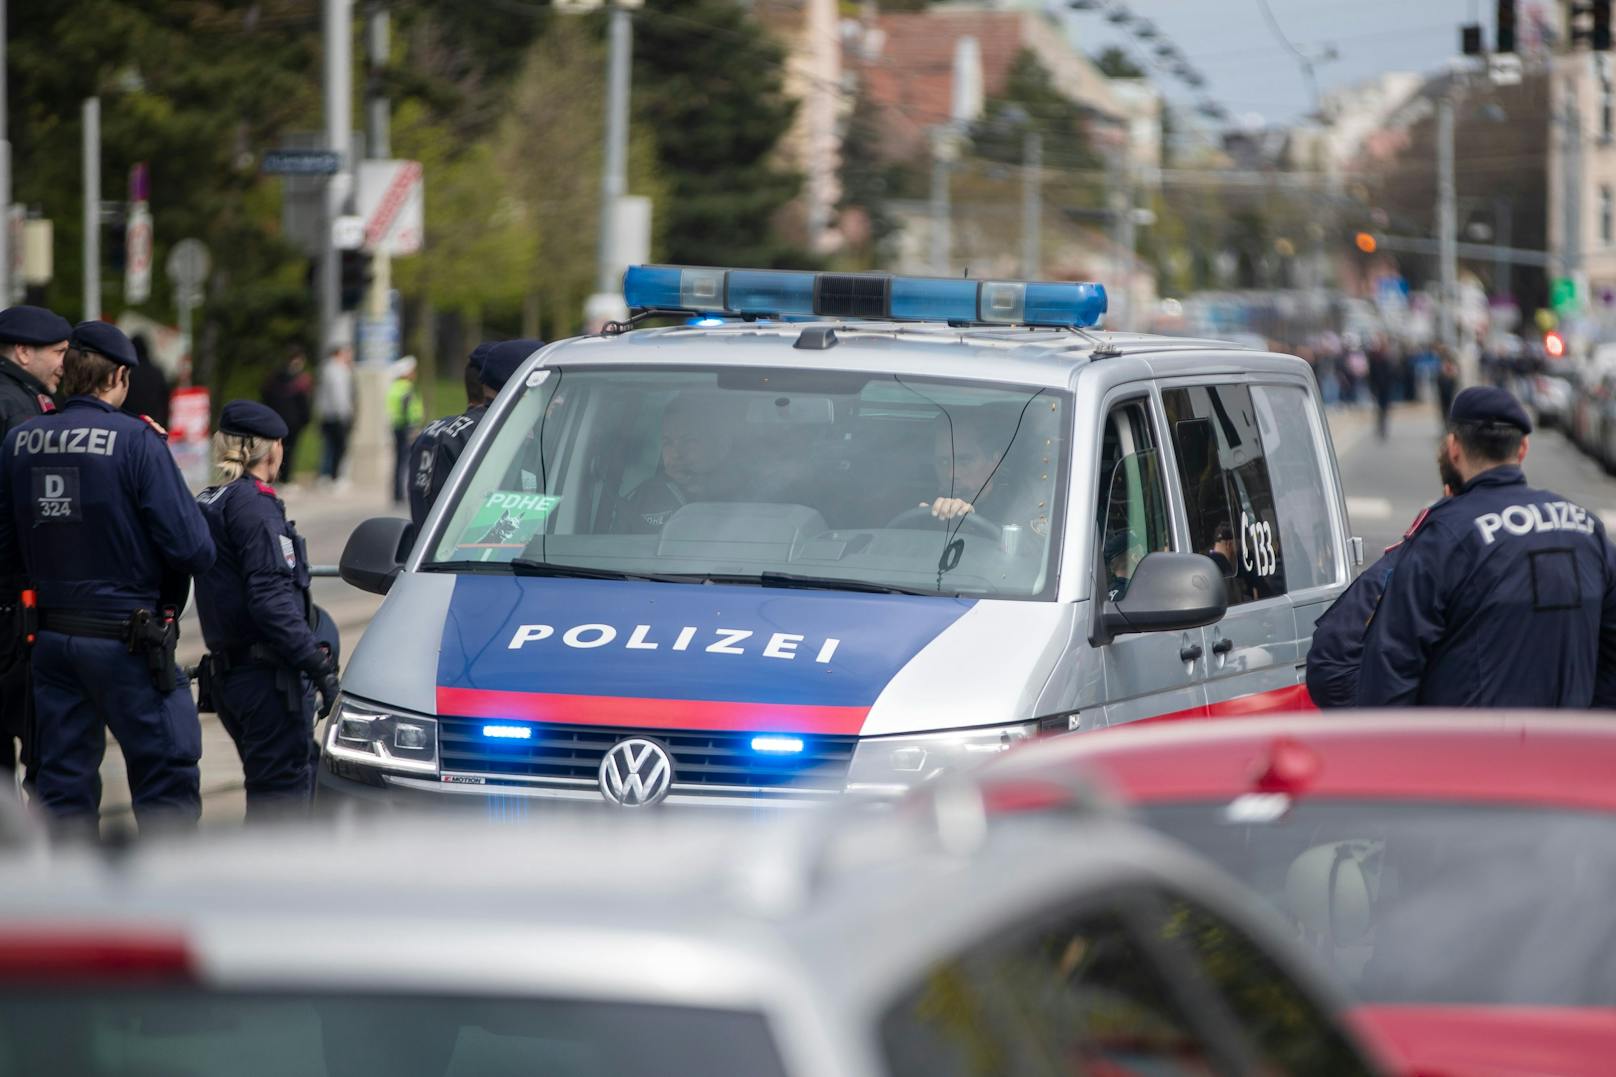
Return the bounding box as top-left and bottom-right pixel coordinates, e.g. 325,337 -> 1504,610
454,491 -> 560,556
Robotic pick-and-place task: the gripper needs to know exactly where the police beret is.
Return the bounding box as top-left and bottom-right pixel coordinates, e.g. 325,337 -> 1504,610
468,341 -> 499,372
0,305 -> 71,346
219,399 -> 289,440
479,338 -> 544,391
69,321 -> 139,367
1449,385 -> 1532,434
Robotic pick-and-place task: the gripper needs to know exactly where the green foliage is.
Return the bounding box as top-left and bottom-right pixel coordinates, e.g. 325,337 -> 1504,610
973,51 -> 1099,174
836,91 -> 906,266
633,0 -> 809,268
11,0 -> 322,386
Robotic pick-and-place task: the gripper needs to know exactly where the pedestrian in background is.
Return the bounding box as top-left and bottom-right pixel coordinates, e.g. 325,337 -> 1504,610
315,343 -> 354,488
1435,345 -> 1460,421
0,322 -> 215,837
1357,386 -> 1616,708
121,334 -> 171,430
1368,333 -> 1397,440
386,355 -> 423,504
261,347 -> 313,483
409,341 -> 495,528
194,401 -> 340,822
0,305 -> 69,787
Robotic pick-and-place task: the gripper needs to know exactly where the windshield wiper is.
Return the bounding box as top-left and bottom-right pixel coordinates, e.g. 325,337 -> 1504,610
509,558 -> 698,584
719,571 -> 950,597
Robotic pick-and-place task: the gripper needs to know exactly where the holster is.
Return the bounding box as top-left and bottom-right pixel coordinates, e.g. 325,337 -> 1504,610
194,656 -> 216,713
126,608 -> 179,694
209,644 -> 305,714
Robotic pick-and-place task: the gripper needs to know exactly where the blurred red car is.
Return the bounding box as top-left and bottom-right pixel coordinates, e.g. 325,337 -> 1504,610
971,713 -> 1616,1077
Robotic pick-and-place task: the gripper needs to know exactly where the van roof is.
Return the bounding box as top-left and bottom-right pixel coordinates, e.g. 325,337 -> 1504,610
536,323 -> 1312,391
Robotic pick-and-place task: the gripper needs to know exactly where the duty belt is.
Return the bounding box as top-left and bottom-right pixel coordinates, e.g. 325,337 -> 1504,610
38,610 -> 132,641
209,644 -> 285,673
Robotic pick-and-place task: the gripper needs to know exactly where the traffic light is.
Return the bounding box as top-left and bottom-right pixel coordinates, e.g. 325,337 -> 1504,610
1597,0 -> 1613,51
1461,23 -> 1484,56
1354,232 -> 1377,254
1545,330 -> 1567,359
339,249 -> 373,311
1496,0 -> 1516,54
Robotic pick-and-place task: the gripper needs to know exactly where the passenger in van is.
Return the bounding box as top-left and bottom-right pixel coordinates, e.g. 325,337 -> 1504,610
922,414 -> 1049,537
1104,530 -> 1136,601
615,393 -> 740,532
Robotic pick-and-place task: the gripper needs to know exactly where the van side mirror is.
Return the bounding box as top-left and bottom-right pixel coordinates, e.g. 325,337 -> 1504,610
339,517 -> 416,595
1094,552 -> 1226,644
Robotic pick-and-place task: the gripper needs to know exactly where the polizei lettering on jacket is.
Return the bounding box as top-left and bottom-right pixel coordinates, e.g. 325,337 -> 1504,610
1474,500 -> 1597,545
12,427 -> 118,457
507,622 -> 842,663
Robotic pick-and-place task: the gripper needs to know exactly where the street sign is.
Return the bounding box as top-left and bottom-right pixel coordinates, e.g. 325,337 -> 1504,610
332,214 -> 366,251
1551,276 -> 1578,314
1489,53 -> 1523,86
357,160 -> 424,256
261,150 -> 342,176
166,238 -> 210,292
125,202 -> 152,304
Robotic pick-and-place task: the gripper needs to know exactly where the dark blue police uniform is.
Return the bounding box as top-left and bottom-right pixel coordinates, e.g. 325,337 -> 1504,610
0,305 -> 72,780
1357,388 -> 1616,708
195,401 -> 337,820
408,339 -> 539,528
0,322 -> 215,831
1306,539 -> 1411,708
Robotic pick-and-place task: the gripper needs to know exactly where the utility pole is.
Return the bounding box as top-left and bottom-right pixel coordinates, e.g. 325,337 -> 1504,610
364,2 -> 391,336
322,0 -> 353,353
929,127 -> 952,275
1021,131 -> 1041,279
1437,91 -> 1458,351
596,1 -> 632,298
0,0 -> 10,305
82,97 -> 99,322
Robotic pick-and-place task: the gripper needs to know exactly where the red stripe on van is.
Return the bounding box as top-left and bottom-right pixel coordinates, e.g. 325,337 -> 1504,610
435,686 -> 870,735
1133,683 -> 1317,725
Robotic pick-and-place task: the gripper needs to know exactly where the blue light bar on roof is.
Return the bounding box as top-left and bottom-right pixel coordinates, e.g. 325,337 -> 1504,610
622,265 -> 1107,328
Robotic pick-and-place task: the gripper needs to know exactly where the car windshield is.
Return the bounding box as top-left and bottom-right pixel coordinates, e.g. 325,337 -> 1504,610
0,990 -> 788,1076
427,366 -> 1070,599
1138,798 -> 1616,1007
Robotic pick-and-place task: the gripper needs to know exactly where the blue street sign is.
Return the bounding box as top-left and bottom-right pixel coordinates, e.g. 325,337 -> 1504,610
262,150 -> 342,176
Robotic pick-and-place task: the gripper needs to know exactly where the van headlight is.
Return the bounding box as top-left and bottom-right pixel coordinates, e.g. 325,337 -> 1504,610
323,696 -> 440,775
845,722 -> 1036,794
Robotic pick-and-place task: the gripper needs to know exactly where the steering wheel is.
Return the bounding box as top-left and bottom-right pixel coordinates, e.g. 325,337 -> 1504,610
886,505 -> 1002,541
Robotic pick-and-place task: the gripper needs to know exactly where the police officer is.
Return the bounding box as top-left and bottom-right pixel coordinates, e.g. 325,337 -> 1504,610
0,322 -> 215,835
407,341 -> 494,528
194,401 -> 339,822
0,305 -> 71,782
411,338 -> 541,527
1357,386 -> 1616,708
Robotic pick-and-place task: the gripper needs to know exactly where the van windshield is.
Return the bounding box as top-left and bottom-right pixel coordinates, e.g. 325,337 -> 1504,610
426,367 -> 1069,599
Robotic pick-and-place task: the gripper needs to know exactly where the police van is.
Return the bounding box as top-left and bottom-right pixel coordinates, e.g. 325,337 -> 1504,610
321,266 -> 1358,808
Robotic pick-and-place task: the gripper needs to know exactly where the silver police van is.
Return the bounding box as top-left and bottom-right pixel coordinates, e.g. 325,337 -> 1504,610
323,266 -> 1357,808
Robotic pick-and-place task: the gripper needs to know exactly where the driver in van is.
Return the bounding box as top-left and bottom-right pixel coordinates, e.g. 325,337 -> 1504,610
922,413 -> 1050,537
615,393 -> 739,532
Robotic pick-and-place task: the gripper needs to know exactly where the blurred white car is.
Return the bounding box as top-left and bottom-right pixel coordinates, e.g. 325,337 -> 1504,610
0,804 -> 1386,1075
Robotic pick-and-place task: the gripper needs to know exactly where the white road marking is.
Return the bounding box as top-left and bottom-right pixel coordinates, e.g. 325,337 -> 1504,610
1346,496 -> 1394,520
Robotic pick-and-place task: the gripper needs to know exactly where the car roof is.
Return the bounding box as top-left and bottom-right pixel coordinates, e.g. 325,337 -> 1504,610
0,806 -> 1242,1016
532,323 -> 1310,392
980,712 -> 1616,812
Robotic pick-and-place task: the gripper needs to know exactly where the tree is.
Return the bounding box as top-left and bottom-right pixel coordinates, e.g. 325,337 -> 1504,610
1094,47 -> 1145,79
633,0 -> 809,268
836,90 -> 906,266
11,1 -> 323,392
972,51 -> 1099,174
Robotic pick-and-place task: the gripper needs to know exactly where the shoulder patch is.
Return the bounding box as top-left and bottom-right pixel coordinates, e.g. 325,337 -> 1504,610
1402,506 -> 1431,541
36,394 -> 55,414
140,414 -> 168,439
255,479 -> 278,498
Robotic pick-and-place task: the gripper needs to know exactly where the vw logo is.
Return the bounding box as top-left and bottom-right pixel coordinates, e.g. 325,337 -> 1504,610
598,737 -> 674,807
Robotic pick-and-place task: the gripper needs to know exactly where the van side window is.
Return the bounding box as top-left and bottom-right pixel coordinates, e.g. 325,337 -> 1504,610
1098,402 -> 1172,602
1162,386 -> 1286,604
1251,386 -> 1340,591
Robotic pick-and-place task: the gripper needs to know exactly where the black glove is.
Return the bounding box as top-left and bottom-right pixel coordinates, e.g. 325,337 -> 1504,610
300,647 -> 341,720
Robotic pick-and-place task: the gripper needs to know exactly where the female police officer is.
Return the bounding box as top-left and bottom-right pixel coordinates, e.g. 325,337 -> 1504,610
194,401 -> 338,821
